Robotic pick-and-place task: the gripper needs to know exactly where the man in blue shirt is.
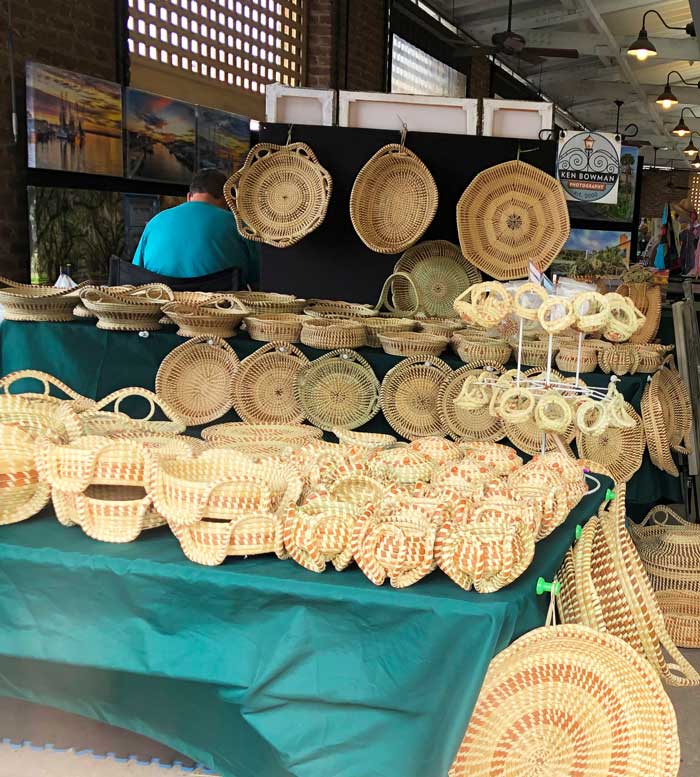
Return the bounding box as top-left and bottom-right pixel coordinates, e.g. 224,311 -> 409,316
133,169 -> 260,287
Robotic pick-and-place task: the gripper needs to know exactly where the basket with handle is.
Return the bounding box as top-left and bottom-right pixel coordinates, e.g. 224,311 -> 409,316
79,286 -> 165,331
373,271 -> 423,318
0,282 -> 89,322
232,291 -> 307,315
0,369 -> 97,412
0,423 -> 52,526
161,296 -> 249,338
93,387 -> 186,435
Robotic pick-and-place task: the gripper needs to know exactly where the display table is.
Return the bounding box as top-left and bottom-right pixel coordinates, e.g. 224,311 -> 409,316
0,479 -> 608,777
0,319 -> 680,511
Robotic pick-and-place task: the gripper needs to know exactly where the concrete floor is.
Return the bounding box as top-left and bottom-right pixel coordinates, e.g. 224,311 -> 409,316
0,652 -> 697,776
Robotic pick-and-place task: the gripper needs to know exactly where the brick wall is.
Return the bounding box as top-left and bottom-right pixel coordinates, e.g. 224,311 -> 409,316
640,169 -> 691,218
307,0 -> 336,89
346,0 -> 387,91
469,55 -> 491,99
0,0 -> 119,280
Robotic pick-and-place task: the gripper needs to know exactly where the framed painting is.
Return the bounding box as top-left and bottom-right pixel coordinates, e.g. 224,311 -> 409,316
196,106 -> 250,175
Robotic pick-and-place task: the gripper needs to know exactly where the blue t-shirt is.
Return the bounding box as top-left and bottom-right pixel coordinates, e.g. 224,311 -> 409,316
133,201 -> 260,284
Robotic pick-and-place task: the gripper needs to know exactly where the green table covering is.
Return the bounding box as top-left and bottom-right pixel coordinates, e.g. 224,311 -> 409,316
0,319 -> 681,510
0,481 -> 608,777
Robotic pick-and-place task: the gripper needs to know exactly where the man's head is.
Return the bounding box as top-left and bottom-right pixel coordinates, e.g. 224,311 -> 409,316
187,168 -> 228,208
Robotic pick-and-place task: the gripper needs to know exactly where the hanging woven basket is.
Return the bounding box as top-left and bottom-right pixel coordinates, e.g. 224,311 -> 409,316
349,141 -> 438,254
456,160 -> 570,281
224,142 -> 332,248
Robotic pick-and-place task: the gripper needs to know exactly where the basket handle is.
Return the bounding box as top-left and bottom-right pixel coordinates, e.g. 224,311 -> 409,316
639,505 -> 692,528
130,284 -> 174,302
374,272 -> 422,317
95,387 -> 180,423
205,295 -> 250,314
79,286 -> 110,304
0,369 -> 86,402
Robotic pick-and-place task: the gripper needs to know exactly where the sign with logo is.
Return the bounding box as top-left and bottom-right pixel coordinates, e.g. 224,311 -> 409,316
557,131 -> 621,204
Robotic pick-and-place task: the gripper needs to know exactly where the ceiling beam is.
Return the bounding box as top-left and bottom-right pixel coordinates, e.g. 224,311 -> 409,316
688,0 -> 700,58
523,30 -> 700,60
579,81 -> 700,104
466,9 -> 588,40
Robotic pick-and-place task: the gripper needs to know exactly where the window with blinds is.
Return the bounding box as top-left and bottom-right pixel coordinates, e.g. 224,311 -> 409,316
391,34 -> 466,98
127,0 -> 305,94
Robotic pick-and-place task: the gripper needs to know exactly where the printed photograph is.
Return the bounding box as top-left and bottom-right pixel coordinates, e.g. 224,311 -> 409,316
28,187 -> 125,284
567,146 -> 639,223
552,228 -> 632,277
125,89 -> 196,183
26,62 -> 123,176
197,106 -> 250,175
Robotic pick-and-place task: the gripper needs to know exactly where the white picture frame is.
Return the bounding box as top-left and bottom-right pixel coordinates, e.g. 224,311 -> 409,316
337,91 -> 478,135
265,85 -> 336,126
481,99 -> 554,140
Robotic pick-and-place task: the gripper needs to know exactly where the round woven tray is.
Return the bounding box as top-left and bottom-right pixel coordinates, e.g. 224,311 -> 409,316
456,160 -> 570,281
393,240 -> 481,318
232,341 -> 310,424
655,357 -> 692,453
244,313 -> 307,343
437,363 -> 506,442
295,349 -> 380,431
155,337 -> 240,426
223,142 -> 332,247
378,331 -> 448,357
380,356 -> 451,439
448,624 -> 680,777
201,422 -> 322,445
349,142 -> 438,254
576,401 -> 644,483
641,375 -> 678,476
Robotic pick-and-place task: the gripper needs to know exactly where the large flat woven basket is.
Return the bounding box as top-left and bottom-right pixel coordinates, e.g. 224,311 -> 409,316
224,142 -> 332,248
349,141 -> 438,254
457,160 -> 570,281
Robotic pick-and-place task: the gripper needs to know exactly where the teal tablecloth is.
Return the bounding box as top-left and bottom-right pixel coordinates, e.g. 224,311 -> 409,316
0,319 -> 681,510
0,481 -> 608,777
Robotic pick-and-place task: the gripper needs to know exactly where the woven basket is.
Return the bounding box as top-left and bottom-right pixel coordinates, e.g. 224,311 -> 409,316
332,429 -> 396,450
555,343 -> 598,374
244,313 -> 307,343
295,349 -> 380,431
201,422 -> 322,446
0,394 -> 83,444
415,318 -> 463,338
577,402 -> 645,484
0,423 -> 51,525
232,342 -> 310,424
408,436 -> 461,466
448,624 -> 680,777
224,142 -> 332,247
628,506 -> 700,648
91,387 -> 185,436
641,380 -> 678,477
0,369 -> 96,412
378,331 -> 448,357
161,297 -> 249,338
300,318 -> 367,350
365,446 -> 434,486
232,291 -> 307,315
380,356 -> 451,440
655,357 -> 692,454
437,363 -> 505,442
459,440 -> 522,476
598,343 -> 640,375
363,317 -> 415,348
289,440 -> 351,492
0,283 -> 87,322
455,337 -> 511,366
635,344 -> 672,374
518,338 -> 556,369
591,488 -> 700,686
393,240 -> 481,318
349,142 -> 438,254
622,283 -> 662,345
80,287 -> 164,331
456,160 -> 570,281
352,502 -> 440,587
155,336 -> 240,426
303,301 -> 376,319
435,514 -> 535,592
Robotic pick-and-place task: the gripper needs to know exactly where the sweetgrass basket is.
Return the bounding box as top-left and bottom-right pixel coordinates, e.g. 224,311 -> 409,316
378,331 -> 448,357
415,318 -> 464,338
0,423 -> 51,525
0,283 -> 87,322
244,313 -> 308,343
80,286 -> 165,331
161,296 -> 249,338
224,142 -> 332,247
155,336 -> 240,426
201,422 -> 323,446
349,141 -> 438,254
300,318 -> 367,350
295,349 -> 380,431
232,342 -> 310,424
231,291 -> 307,315
448,624 -> 680,777
363,317 -> 415,348
455,337 -> 511,366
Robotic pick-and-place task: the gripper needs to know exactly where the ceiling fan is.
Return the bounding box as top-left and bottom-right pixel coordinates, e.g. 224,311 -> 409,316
453,0 -> 579,64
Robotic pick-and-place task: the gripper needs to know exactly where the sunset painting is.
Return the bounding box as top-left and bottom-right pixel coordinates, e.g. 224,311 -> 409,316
196,106 -> 250,176
125,89 -> 196,184
26,62 -> 123,176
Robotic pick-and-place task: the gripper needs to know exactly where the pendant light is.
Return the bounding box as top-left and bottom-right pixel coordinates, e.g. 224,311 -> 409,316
682,133 -> 700,157
671,108 -> 700,137
656,71 -> 700,109
628,10 -> 696,61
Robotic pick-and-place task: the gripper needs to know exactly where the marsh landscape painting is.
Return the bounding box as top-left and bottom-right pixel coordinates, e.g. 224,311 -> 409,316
26,62 -> 123,176
125,89 -> 196,184
196,106 -> 250,175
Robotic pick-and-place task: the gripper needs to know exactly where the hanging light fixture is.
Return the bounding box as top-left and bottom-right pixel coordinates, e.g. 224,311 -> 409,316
656,71 -> 700,109
672,108 -> 700,136
691,159 -> 700,169
628,10 -> 696,61
683,134 -> 699,157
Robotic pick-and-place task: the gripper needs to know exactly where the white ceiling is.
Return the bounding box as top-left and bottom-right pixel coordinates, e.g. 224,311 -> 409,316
428,0 -> 700,166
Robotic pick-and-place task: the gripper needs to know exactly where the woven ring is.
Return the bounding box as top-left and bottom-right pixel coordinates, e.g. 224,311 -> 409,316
469,282 -> 513,328
498,387 -> 535,423
573,291 -> 609,333
537,296 -> 575,334
513,283 -> 548,321
603,293 -> 639,342
576,398 -> 608,436
534,391 -> 573,433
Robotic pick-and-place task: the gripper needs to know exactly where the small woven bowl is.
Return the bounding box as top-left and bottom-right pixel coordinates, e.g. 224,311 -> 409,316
456,338 -> 511,366
555,345 -> 598,374
363,317 -> 416,348
244,313 -> 307,343
300,318 -> 367,350
378,331 -> 448,357
416,318 -> 464,338
232,291 -> 307,314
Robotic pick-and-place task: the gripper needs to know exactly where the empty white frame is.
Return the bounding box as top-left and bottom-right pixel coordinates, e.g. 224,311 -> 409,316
482,99 -> 554,140
338,91 -> 478,135
265,85 -> 336,126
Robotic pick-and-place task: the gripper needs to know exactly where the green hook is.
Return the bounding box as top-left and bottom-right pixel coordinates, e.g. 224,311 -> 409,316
575,524 -> 583,541
536,577 -> 561,596
605,488 -> 616,502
